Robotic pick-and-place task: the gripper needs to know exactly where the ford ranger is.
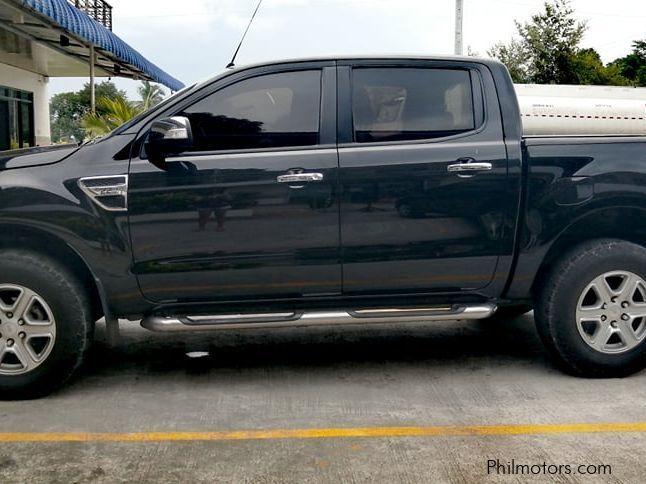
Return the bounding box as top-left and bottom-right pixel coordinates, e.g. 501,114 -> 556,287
2,56 -> 646,399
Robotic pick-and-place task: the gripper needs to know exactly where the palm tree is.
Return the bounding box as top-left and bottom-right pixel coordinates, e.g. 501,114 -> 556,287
82,96 -> 143,138
137,81 -> 166,111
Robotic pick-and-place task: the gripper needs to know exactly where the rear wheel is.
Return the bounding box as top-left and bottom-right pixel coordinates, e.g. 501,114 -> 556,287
397,202 -> 414,218
535,239 -> 646,377
0,251 -> 93,399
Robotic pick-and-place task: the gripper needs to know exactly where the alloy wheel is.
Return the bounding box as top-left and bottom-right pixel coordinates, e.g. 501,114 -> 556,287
576,271 -> 646,354
0,284 -> 57,375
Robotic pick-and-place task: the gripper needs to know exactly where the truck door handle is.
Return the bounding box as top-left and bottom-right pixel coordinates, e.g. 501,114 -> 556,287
447,160 -> 493,175
276,173 -> 324,183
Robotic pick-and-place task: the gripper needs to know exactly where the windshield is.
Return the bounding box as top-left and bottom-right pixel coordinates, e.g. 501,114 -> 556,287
111,82 -> 198,136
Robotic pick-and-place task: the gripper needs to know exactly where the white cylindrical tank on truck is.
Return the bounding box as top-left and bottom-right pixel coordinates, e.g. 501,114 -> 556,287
514,84 -> 646,135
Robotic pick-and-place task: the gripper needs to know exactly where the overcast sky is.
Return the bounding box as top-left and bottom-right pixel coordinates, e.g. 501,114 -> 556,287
48,0 -> 646,100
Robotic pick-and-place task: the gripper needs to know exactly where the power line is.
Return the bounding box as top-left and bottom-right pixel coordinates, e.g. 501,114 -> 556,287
114,0 -> 646,21
486,0 -> 646,19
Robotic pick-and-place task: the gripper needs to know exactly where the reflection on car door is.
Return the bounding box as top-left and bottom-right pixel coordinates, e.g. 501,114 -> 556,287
128,64 -> 341,303
337,61 -> 516,295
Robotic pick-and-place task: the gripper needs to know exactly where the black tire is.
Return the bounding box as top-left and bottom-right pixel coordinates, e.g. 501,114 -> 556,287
397,202 -> 414,218
0,251 -> 93,399
535,239 -> 646,377
484,304 -> 532,321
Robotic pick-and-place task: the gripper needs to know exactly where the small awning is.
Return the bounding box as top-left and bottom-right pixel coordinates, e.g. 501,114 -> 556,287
9,0 -> 184,91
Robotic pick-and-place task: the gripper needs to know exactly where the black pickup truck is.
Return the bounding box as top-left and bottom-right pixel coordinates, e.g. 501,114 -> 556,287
2,56 -> 646,398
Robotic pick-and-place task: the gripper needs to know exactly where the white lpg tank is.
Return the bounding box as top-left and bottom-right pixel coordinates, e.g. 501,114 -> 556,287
514,84 -> 646,135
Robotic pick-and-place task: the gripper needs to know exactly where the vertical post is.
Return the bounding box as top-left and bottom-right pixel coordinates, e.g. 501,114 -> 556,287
454,0 -> 463,55
89,44 -> 96,114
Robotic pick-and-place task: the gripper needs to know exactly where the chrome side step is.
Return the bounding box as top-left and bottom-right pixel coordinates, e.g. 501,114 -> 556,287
141,304 -> 497,333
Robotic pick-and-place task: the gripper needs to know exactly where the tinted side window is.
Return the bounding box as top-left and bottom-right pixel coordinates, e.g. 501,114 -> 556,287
181,70 -> 321,151
351,68 -> 475,143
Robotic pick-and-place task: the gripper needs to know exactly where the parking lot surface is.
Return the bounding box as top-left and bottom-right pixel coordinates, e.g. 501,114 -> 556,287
2,313 -> 646,483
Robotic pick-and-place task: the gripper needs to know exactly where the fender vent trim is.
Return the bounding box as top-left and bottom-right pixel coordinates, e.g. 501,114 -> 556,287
78,175 -> 128,212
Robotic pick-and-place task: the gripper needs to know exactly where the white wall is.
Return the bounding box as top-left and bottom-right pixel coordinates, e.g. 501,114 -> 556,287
0,63 -> 50,145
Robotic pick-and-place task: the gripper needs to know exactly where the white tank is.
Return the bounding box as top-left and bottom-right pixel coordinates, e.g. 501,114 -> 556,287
514,84 -> 646,136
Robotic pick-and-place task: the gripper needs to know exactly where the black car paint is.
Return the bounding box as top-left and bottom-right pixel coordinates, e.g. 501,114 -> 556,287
507,137 -> 646,299
0,56 -> 644,320
336,60 -> 517,296
0,144 -> 79,171
128,64 -> 341,303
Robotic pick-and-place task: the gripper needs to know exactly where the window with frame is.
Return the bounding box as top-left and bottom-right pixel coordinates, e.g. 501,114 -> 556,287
0,86 -> 34,151
351,68 -> 476,143
180,70 -> 322,152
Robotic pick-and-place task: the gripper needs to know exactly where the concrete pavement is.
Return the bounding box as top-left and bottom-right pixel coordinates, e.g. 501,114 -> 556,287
1,313 -> 645,482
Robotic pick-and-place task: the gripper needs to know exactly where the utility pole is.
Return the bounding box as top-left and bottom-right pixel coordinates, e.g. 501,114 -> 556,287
454,0 -> 463,55
89,44 -> 96,114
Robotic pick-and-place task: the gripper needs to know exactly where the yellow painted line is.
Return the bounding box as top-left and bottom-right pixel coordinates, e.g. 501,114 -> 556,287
2,422 -> 646,442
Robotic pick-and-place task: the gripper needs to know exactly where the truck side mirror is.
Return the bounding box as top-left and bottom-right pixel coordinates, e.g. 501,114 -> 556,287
145,116 -> 193,166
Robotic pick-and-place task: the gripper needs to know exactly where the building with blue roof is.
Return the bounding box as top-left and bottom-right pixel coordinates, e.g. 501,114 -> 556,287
0,0 -> 184,149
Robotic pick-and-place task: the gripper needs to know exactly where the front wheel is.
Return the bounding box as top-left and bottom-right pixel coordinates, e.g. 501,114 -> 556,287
484,304 -> 532,321
0,251 -> 93,399
535,239 -> 646,377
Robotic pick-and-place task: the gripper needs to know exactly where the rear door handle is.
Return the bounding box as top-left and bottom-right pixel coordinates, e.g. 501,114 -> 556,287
276,173 -> 324,183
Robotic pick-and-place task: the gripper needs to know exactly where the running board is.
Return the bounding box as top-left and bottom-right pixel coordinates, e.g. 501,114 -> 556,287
140,304 -> 497,333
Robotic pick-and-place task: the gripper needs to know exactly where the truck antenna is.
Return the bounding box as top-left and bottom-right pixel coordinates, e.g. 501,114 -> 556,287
226,0 -> 264,69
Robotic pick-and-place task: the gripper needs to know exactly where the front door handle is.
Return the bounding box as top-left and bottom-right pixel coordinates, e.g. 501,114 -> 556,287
276,173 -> 324,183
447,160 -> 493,175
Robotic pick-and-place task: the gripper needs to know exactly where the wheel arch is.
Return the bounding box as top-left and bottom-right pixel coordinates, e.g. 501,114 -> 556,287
0,224 -> 107,323
530,206 -> 646,298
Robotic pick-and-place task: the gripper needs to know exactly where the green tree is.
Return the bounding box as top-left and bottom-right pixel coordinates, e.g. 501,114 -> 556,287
137,81 -> 166,111
516,0 -> 586,84
488,39 -> 531,83
610,40 -> 646,86
571,49 -> 630,86
82,97 -> 143,138
50,81 -> 126,143
489,1 -> 632,86
488,0 -> 586,83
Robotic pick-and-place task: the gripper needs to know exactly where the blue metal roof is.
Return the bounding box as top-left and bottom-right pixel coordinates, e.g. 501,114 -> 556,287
21,0 -> 184,91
